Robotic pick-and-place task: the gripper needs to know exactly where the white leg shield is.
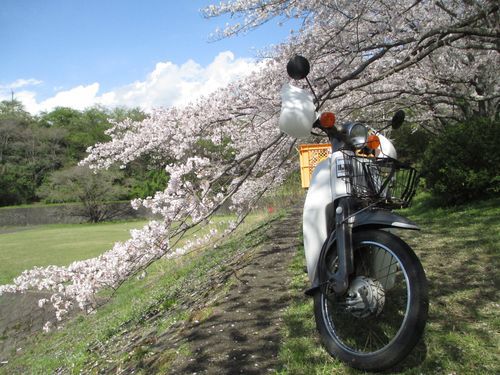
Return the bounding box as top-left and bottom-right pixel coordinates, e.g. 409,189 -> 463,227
303,158 -> 332,284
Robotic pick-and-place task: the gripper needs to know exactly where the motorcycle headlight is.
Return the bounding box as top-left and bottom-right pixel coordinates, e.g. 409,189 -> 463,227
346,122 -> 368,148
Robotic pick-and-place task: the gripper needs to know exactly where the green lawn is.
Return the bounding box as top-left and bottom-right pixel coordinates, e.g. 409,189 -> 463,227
278,195 -> 500,374
0,221 -> 147,285
1,196 -> 499,374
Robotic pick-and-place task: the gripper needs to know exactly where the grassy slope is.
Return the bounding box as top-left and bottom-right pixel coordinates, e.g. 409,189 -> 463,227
0,221 -> 148,285
1,196 -> 498,374
278,195 -> 500,374
0,212 -> 273,374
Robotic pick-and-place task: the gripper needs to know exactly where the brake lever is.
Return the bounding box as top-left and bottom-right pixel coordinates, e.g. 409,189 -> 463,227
311,119 -> 327,137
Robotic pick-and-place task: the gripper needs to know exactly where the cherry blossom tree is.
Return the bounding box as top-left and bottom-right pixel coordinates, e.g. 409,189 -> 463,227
205,0 -> 498,128
1,0 -> 498,326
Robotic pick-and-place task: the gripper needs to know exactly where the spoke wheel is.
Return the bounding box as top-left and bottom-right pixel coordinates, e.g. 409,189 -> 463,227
314,229 -> 428,371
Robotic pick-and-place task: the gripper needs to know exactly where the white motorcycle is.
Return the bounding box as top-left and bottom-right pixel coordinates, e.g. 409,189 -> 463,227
279,56 -> 428,371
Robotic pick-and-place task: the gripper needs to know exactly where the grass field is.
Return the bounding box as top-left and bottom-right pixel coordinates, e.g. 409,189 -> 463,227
0,211 -> 272,373
0,221 -> 148,285
278,195 -> 500,374
1,195 -> 498,374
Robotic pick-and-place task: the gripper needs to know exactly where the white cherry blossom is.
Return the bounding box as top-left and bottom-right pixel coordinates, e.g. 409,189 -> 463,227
1,0 -> 497,327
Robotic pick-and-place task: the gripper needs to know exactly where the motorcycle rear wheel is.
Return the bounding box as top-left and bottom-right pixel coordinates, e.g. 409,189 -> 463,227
314,229 -> 428,371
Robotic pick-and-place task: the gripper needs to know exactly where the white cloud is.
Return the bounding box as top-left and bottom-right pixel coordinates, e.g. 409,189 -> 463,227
0,78 -> 43,90
1,51 -> 259,114
0,84 -> 100,114
39,84 -> 101,112
99,51 -> 258,109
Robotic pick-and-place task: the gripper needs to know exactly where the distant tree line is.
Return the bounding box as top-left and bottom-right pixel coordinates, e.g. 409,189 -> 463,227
0,99 -> 168,207
1,97 -> 497,210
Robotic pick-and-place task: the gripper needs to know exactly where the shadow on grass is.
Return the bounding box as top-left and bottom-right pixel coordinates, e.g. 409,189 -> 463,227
397,196 -> 500,373
280,197 -> 499,374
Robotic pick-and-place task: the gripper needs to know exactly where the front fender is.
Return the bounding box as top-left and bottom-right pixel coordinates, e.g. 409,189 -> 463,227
352,209 -> 419,231
305,210 -> 419,296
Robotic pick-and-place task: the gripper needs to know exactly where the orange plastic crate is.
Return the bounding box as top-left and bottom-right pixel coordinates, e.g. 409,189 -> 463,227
298,144 -> 332,188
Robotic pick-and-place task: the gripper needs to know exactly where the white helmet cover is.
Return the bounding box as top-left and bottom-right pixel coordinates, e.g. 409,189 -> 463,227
278,84 -> 316,138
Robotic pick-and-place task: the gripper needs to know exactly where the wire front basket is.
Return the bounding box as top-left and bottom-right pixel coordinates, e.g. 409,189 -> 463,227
343,152 -> 419,208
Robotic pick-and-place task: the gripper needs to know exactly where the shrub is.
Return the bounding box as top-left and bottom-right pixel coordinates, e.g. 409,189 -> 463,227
421,117 -> 500,205
391,124 -> 432,165
38,166 -> 129,222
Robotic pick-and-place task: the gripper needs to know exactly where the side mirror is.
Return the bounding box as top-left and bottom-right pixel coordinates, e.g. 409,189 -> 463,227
287,55 -> 310,80
391,110 -> 405,130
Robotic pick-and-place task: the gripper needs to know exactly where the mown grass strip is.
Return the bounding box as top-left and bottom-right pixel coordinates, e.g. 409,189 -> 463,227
0,220 -> 148,285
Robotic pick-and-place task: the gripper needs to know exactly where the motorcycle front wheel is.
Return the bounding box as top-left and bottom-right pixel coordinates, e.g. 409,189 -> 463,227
314,229 -> 428,371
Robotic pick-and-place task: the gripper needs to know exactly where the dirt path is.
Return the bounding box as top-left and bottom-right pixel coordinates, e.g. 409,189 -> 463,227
166,208 -> 302,374
0,205 -> 304,373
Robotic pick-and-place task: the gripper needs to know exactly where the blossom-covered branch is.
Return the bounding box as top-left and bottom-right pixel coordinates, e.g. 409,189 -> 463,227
1,0 -> 497,326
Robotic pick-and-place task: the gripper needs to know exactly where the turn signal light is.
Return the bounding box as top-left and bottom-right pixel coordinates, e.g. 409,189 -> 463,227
367,134 -> 381,150
320,112 -> 336,128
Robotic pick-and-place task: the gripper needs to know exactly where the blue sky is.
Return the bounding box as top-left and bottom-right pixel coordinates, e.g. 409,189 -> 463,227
0,0 -> 293,113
